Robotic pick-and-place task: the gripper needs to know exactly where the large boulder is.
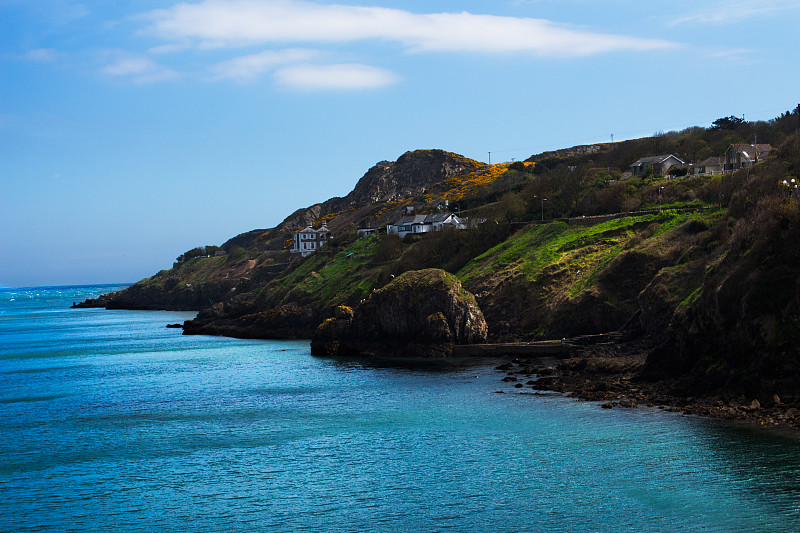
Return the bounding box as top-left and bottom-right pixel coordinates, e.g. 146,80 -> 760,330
311,269 -> 488,357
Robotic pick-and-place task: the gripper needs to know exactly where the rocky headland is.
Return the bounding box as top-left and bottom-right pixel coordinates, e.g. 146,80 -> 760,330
74,122 -> 800,429
310,268 -> 487,358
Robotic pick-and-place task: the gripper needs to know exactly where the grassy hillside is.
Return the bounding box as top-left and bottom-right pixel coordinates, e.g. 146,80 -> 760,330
457,208 -> 725,339
92,108 -> 800,357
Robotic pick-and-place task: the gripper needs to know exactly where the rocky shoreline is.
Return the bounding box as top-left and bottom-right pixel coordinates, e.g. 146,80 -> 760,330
492,343 -> 800,431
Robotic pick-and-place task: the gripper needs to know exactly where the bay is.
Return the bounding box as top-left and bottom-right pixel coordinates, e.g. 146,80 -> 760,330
1,285 -> 799,532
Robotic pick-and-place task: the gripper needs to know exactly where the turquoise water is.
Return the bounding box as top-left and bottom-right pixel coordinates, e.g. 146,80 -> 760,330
1,286 -> 799,532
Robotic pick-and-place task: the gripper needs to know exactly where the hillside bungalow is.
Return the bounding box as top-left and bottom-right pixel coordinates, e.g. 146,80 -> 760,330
629,154 -> 685,177
723,144 -> 773,171
386,213 -> 464,238
290,222 -> 330,257
691,156 -> 724,176
356,227 -> 381,238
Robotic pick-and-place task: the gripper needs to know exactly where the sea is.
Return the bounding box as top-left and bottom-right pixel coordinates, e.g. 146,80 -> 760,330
1,285 -> 799,532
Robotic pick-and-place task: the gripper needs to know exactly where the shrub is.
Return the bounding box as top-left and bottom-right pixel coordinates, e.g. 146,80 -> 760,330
375,233 -> 404,262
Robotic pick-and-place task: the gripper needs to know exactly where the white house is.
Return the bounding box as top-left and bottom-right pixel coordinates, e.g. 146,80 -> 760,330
386,213 -> 463,238
290,222 -> 330,257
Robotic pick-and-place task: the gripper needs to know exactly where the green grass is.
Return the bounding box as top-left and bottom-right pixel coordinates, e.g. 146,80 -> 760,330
257,234 -> 383,309
458,209 -> 724,300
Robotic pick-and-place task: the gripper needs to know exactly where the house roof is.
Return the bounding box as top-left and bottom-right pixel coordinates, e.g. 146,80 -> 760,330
699,156 -> 724,166
296,223 -> 330,234
391,213 -> 460,226
726,144 -> 773,160
392,214 -> 428,226
426,213 -> 457,223
631,154 -> 685,167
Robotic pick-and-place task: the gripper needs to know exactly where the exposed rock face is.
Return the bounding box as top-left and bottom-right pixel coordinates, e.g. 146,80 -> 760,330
311,268 -> 488,357
342,150 -> 483,206
525,144 -> 607,163
273,150 -> 484,237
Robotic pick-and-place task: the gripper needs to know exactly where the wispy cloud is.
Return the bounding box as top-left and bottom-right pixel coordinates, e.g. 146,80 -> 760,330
24,48 -> 58,62
114,0 -> 679,90
702,47 -> 755,62
209,48 -> 322,82
274,63 -> 400,91
143,0 -> 675,56
669,0 -> 800,26
101,53 -> 178,84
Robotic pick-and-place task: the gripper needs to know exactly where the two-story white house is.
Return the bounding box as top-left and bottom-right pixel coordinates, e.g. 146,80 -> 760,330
290,222 -> 330,257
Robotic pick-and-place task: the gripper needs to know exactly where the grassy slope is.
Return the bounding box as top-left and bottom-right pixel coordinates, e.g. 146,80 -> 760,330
456,209 -> 726,339
252,234 -> 383,310
216,206 -> 725,343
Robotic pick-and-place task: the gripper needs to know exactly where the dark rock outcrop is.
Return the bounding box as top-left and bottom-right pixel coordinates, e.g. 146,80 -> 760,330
311,268 -> 488,358
182,302 -> 319,339
71,278 -> 235,311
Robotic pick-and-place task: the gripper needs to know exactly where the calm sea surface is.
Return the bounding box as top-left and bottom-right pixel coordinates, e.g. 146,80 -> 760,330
1,285 -> 799,532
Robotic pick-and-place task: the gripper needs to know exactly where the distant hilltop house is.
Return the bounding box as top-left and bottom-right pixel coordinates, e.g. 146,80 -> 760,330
629,154 -> 686,177
691,156 -> 724,176
723,144 -> 773,172
387,213 -> 464,238
290,222 -> 330,257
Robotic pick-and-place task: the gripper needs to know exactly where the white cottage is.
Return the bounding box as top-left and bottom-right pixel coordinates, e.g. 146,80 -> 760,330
386,213 -> 463,238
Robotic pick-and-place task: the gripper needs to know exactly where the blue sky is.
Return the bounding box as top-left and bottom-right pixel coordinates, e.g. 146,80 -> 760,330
1,0 -> 798,287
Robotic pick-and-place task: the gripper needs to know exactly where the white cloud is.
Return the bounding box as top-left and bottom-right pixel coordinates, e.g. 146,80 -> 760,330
209,48 -> 322,82
25,48 -> 58,62
274,63 -> 400,90
669,0 -> 800,26
101,54 -> 178,84
702,48 -> 754,62
143,0 -> 675,56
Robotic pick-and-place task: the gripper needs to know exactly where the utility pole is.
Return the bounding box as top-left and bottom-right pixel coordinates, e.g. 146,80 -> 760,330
541,198 -> 547,221
488,152 -> 491,165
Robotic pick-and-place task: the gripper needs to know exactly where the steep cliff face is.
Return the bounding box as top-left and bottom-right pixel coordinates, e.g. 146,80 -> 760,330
645,197 -> 800,396
641,139 -> 800,396
311,268 -> 488,357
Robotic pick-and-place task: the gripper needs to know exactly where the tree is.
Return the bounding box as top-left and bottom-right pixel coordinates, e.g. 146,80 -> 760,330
176,247 -> 207,263
668,166 -> 688,177
711,116 -> 745,130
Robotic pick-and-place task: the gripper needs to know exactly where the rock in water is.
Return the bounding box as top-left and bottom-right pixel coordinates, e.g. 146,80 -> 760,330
311,268 -> 488,357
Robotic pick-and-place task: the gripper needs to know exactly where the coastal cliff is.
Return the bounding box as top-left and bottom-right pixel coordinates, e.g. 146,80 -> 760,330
74,117 -> 800,425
